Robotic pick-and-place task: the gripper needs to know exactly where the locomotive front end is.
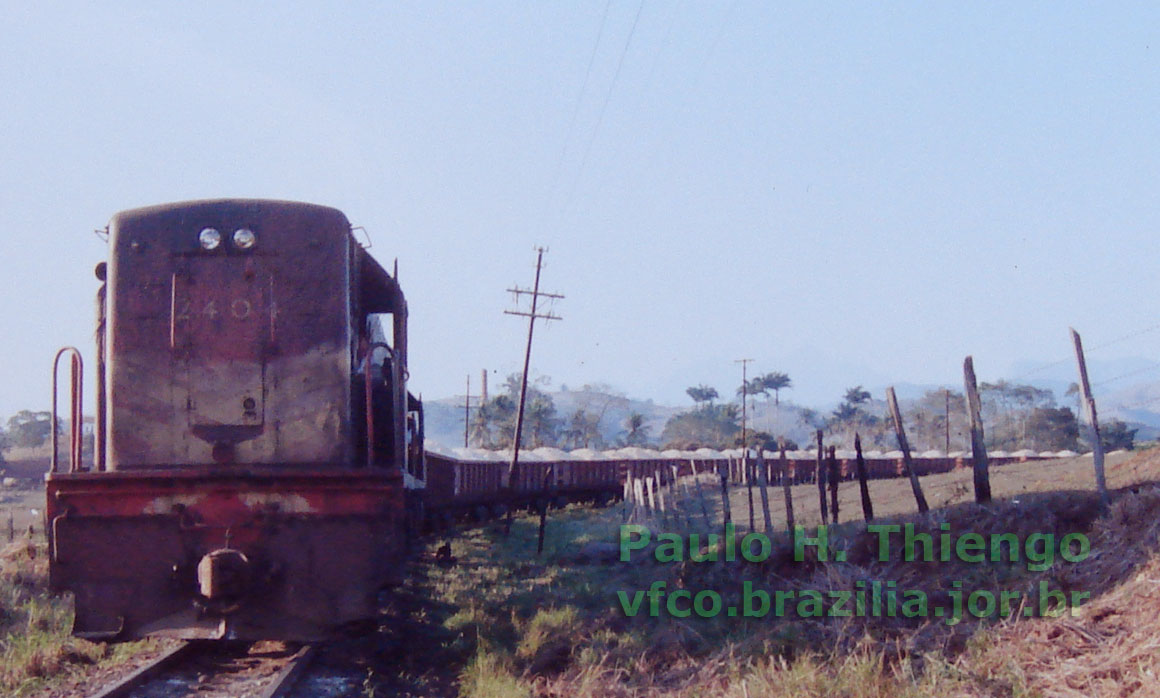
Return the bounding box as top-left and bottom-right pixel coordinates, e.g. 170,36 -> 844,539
46,200 -> 422,641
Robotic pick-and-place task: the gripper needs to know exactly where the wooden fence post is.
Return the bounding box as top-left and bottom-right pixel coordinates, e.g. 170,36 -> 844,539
691,460 -> 712,529
779,444 -> 795,533
1071,328 -> 1110,510
756,449 -> 773,532
745,448 -> 756,531
536,463 -> 554,554
672,465 -> 691,527
623,477 -> 632,521
718,464 -> 732,528
886,386 -> 929,514
854,433 -> 874,521
962,356 -> 993,503
827,446 -> 840,524
815,430 -> 829,524
633,478 -> 646,521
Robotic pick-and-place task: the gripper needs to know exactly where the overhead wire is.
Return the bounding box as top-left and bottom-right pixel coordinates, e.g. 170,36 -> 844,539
535,0 -> 613,231
575,1 -> 745,219
558,0 -> 647,222
1010,320 -> 1160,384
1091,362 -> 1160,390
642,0 -> 683,91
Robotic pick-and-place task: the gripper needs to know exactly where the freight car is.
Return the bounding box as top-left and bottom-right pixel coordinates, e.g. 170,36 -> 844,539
46,199 -> 425,641
418,447 -> 1050,525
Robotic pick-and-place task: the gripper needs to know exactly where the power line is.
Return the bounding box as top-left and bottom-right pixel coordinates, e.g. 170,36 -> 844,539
559,0 -> 647,220
1092,362 -> 1160,390
1012,320 -> 1160,383
537,0 -> 613,231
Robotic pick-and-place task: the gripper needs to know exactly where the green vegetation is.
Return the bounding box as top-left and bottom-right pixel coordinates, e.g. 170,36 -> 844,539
0,535 -> 160,696
2,412 -> 53,451
660,403 -> 741,449
471,373 -> 561,449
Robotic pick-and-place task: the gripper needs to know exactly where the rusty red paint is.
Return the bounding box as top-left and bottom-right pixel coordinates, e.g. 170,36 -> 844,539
47,468 -> 406,640
50,199 -> 419,642
107,200 -> 359,468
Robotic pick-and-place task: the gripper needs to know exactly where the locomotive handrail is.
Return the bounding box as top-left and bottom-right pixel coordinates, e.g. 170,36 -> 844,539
51,347 -> 84,473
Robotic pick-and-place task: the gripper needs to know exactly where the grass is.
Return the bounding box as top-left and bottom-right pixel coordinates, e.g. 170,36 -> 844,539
409,449 -> 1160,697
0,533 -> 161,696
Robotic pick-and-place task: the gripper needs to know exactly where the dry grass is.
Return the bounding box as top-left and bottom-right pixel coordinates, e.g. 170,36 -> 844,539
419,448 -> 1160,697
975,486 -> 1160,696
0,535 -> 161,697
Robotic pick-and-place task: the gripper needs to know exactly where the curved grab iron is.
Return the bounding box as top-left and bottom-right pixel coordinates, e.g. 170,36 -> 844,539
51,347 -> 84,473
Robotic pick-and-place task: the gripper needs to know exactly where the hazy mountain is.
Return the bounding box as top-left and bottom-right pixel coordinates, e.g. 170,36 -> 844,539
422,356 -> 1160,449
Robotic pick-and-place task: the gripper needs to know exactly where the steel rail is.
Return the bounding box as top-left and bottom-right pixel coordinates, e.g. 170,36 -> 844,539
88,642 -> 195,698
86,641 -> 315,698
257,644 -> 317,698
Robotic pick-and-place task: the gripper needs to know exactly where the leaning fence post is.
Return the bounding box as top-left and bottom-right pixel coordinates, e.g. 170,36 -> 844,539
718,463 -> 732,528
780,443 -> 795,533
854,433 -> 874,521
633,477 -> 646,522
691,460 -> 712,529
623,477 -> 632,521
756,449 -> 773,532
815,430 -> 829,524
827,446 -> 840,524
1071,328 -> 1110,510
886,386 -> 929,513
745,448 -> 756,531
963,356 -> 993,503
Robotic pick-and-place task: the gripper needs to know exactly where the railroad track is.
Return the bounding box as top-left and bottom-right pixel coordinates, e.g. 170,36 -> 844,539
89,641 -> 316,698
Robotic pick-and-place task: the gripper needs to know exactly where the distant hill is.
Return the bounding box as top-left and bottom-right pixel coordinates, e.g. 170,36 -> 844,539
423,387 -> 683,450
423,374 -> 1160,450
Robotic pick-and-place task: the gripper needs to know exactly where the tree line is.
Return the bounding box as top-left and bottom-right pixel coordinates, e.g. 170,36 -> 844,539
1,372 -> 1139,457
659,374 -> 1137,453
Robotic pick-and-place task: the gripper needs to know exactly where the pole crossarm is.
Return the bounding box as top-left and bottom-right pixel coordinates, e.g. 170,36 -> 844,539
503,310 -> 563,320
507,287 -> 565,300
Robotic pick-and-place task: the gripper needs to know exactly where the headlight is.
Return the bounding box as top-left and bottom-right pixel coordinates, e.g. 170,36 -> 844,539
199,228 -> 221,250
233,228 -> 256,249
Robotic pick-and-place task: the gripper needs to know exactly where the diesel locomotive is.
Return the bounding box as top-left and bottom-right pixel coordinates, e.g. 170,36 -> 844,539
46,199 -> 425,641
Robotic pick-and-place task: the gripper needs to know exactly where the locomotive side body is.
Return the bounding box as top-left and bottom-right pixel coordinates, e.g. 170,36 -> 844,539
47,200 -> 420,641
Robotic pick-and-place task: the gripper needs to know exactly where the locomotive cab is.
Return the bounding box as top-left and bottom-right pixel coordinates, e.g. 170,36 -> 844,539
46,200 -> 423,641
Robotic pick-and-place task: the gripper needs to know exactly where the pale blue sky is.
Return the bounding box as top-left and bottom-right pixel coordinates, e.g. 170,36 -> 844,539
2,1 -> 1159,419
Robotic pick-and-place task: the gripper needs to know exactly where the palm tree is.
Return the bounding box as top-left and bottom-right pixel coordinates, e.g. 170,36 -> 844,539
624,412 -> 649,446
686,385 -> 719,405
761,372 -> 792,406
736,378 -> 767,401
844,385 -> 871,406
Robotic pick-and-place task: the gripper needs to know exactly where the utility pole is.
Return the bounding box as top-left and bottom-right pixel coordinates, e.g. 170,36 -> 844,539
503,248 -> 563,534
735,359 -> 753,448
462,374 -> 474,448
944,388 -> 950,454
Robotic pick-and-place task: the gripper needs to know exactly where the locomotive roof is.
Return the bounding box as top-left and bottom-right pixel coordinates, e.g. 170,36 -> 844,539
110,198 -> 350,228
